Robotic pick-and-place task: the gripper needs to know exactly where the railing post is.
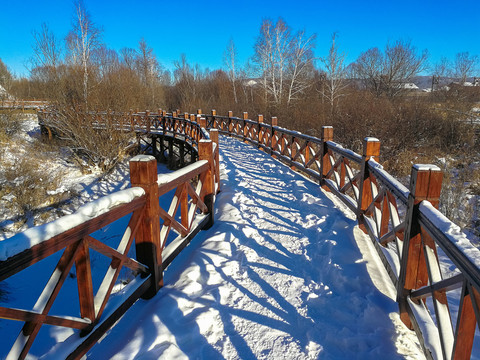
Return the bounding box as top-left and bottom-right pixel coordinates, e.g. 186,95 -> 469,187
291,136 -> 297,170
452,283 -> 480,360
319,126 -> 333,187
357,137 -> 380,216
257,114 -> 263,147
227,110 -> 233,134
199,117 -> 207,129
199,140 -> 215,229
129,109 -> 134,131
211,109 -> 216,129
129,155 -> 162,298
156,108 -> 162,130
271,117 -> 278,156
145,110 -> 151,133
243,112 -> 248,142
397,164 -> 443,327
210,129 -> 220,193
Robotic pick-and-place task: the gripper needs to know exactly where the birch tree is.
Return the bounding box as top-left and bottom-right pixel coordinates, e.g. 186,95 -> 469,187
224,39 -> 238,104
320,33 -> 347,109
66,0 -> 102,107
287,30 -> 316,104
254,18 -> 315,106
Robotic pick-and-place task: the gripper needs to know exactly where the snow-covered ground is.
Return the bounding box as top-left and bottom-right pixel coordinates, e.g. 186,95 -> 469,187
84,136 -> 423,359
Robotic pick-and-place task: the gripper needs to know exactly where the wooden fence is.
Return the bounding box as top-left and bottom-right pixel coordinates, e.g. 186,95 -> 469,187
0,100 -> 49,110
1,107 -> 479,359
0,117 -> 220,359
202,109 -> 480,360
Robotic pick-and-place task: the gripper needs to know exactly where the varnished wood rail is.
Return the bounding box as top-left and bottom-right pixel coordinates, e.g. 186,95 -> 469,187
202,109 -> 480,360
0,120 -> 220,359
29,107 -> 480,358
0,100 -> 49,110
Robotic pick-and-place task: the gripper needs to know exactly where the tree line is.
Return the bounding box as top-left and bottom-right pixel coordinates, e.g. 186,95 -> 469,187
0,1 -> 478,168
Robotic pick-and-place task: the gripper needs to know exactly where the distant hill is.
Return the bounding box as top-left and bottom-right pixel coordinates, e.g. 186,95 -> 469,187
411,76 -> 478,91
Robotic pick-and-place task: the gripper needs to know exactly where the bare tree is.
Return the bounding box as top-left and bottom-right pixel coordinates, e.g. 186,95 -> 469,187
383,40 -> 428,96
32,23 -> 61,71
353,47 -> 383,95
120,47 -> 138,71
136,38 -> 161,107
224,39 -> 238,104
253,17 -> 315,106
453,52 -> 478,84
354,40 -> 428,97
320,33 -> 348,110
254,18 -> 290,105
94,45 -> 120,78
287,30 -> 315,105
432,56 -> 450,91
173,54 -> 199,109
65,0 -> 102,107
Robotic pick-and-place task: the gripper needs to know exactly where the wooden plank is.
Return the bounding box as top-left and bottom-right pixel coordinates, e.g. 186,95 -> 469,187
158,205 -> 189,237
180,183 -> 189,230
0,307 -> 90,329
9,242 -> 82,359
157,161 -> 209,196
93,205 -> 146,319
75,239 -> 95,321
452,281 -> 477,360
66,276 -> 152,360
162,215 -> 210,270
86,236 -> 148,274
410,273 -> 464,301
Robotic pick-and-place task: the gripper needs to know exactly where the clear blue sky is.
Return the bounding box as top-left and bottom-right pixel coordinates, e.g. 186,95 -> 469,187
1,0 -> 479,77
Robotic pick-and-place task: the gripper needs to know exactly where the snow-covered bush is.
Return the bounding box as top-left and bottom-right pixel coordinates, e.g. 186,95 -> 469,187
2,156 -> 64,214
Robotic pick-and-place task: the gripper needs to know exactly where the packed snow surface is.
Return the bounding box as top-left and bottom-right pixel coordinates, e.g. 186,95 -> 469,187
86,136 -> 422,359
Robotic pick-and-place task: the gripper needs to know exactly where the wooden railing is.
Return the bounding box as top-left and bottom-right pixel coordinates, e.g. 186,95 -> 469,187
38,108 -> 210,150
0,121 -> 220,359
0,100 -> 49,110
203,110 -> 480,360
5,107 -> 479,359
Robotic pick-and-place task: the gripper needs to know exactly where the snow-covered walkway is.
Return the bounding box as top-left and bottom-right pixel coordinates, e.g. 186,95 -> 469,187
87,136 -> 422,359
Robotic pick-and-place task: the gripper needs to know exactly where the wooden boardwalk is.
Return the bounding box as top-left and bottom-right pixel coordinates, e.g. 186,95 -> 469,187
0,109 -> 478,359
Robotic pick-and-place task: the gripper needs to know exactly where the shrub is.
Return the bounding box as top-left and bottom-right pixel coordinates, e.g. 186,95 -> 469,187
0,110 -> 23,138
1,155 -> 64,218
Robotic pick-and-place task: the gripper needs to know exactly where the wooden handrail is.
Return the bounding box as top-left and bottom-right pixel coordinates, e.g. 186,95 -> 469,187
0,115 -> 220,359
28,107 -> 480,359
206,109 -> 480,360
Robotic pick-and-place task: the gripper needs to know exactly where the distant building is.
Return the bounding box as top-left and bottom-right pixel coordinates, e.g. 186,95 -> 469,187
402,82 -> 419,90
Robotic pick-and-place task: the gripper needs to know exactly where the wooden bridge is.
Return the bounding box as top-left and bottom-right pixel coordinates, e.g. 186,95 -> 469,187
0,100 -> 49,110
0,109 -> 479,359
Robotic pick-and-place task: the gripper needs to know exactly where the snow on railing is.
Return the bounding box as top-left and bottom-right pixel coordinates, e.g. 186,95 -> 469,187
0,118 -> 220,360
205,109 -> 480,360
